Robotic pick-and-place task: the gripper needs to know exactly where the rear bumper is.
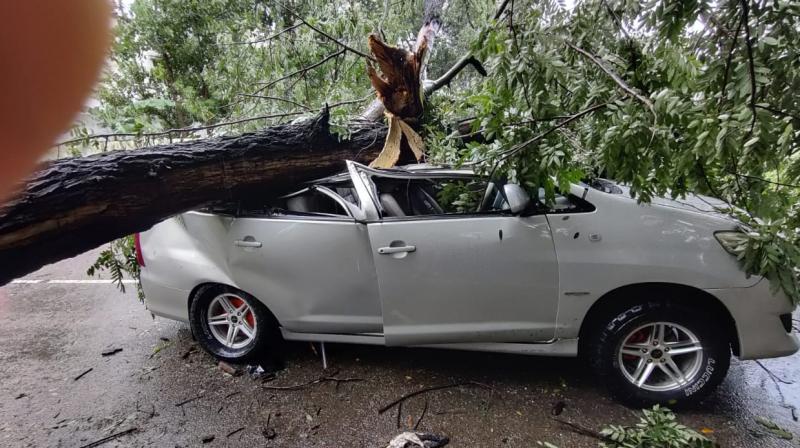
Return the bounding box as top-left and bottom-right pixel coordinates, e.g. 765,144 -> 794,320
141,270 -> 190,323
707,280 -> 799,360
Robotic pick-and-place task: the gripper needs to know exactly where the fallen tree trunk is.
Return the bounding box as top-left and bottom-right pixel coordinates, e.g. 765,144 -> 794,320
0,111 -> 385,285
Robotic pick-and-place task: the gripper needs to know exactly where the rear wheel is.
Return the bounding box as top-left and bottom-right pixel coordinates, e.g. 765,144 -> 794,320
587,301 -> 730,407
189,285 -> 278,363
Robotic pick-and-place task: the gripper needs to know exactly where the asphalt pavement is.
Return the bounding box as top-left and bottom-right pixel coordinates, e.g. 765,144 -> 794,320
0,248 -> 798,447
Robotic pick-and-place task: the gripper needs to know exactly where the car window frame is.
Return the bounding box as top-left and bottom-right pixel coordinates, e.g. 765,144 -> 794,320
348,162 -> 529,222
269,185 -> 362,221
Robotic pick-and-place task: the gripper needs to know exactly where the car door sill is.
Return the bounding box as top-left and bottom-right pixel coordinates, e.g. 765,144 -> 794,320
279,329 -> 578,357
280,329 -> 387,345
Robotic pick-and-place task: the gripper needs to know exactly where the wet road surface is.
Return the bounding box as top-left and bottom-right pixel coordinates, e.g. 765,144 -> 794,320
0,248 -> 798,447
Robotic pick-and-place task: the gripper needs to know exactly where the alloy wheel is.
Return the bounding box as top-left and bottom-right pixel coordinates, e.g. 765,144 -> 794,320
617,321 -> 704,392
207,293 -> 258,349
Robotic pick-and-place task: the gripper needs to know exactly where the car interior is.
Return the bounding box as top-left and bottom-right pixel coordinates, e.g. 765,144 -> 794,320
370,177 -> 506,217
199,173 -> 593,218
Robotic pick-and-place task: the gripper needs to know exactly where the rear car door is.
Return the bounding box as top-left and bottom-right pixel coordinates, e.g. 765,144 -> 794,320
349,162 -> 560,346
224,184 -> 382,335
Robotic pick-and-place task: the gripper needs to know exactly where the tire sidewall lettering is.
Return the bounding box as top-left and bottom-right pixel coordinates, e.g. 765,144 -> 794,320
684,357 -> 715,397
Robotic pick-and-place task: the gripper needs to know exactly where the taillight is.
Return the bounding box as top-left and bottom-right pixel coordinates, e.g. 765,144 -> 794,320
134,233 -> 145,267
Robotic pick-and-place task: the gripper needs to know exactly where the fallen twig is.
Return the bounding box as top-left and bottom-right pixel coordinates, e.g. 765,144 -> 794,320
755,360 -> 793,385
78,427 -> 137,448
101,347 -> 123,357
175,394 -> 204,407
74,368 -> 93,381
227,427 -> 246,438
262,373 -> 363,391
755,360 -> 798,421
413,400 -> 429,430
552,417 -> 607,441
379,381 -> 492,414
396,401 -> 403,429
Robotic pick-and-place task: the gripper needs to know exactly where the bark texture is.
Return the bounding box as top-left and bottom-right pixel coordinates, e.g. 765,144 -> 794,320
0,111 -> 385,285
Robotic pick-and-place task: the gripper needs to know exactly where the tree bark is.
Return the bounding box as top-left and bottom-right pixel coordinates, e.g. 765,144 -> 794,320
0,111 -> 385,285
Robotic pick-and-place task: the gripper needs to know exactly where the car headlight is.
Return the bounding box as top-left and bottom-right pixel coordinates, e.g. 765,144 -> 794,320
714,231 -> 748,256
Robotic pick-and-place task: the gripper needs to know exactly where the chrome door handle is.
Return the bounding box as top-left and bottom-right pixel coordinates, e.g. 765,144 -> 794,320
377,245 -> 416,255
234,240 -> 262,248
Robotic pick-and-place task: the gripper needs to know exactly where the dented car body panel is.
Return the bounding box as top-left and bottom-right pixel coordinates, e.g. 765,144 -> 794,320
139,162 -> 798,360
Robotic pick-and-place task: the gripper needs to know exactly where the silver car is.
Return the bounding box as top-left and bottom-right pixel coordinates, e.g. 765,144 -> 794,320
138,161 -> 798,406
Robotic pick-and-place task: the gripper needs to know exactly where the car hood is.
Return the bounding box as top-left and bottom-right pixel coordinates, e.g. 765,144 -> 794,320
598,182 -> 742,225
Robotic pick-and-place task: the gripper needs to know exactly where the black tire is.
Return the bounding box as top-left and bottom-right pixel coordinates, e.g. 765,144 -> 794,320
189,284 -> 280,364
586,300 -> 730,407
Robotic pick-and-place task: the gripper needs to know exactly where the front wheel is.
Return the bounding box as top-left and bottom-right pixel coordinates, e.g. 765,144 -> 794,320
587,301 -> 730,407
189,285 -> 278,363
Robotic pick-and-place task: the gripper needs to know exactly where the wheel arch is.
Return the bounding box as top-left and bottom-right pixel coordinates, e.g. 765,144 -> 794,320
577,282 -> 740,357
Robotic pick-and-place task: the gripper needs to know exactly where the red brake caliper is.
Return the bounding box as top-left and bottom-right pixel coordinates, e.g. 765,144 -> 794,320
229,297 -> 255,328
622,329 -> 648,361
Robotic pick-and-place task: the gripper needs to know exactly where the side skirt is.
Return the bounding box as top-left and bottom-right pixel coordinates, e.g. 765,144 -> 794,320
279,328 -> 579,357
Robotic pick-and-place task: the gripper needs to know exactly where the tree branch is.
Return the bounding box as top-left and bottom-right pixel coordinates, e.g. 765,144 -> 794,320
729,171 -> 800,189
740,0 -> 758,136
256,49 -> 346,92
56,111 -> 307,147
755,104 -> 800,122
491,103 -> 609,162
229,23 -> 302,46
720,12 -> 744,102
280,5 -> 376,62
566,42 -> 656,118
493,0 -> 512,20
1,111 -> 389,285
235,94 -> 312,111
426,55 -> 486,92
361,0 -> 508,121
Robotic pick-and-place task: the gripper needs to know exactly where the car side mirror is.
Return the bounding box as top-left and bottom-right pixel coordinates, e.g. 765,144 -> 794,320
503,184 -> 531,214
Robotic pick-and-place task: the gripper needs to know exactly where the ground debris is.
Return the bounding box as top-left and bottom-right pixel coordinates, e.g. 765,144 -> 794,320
261,412 -> 278,440
379,381 -> 492,414
74,368 -> 94,381
218,361 -> 242,376
78,427 -> 137,448
551,400 -> 565,416
262,427 -> 277,439
386,431 -> 449,448
101,346 -> 123,357
247,364 -> 276,380
226,426 -> 245,438
552,417 -> 607,441
262,369 -> 363,391
413,400 -> 429,430
754,416 -> 793,440
175,393 -> 204,407
181,347 -> 197,359
201,434 -> 215,443
14,392 -> 27,399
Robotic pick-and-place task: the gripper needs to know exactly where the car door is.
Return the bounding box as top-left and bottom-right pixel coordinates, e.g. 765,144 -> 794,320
224,185 -> 382,335
348,162 -> 560,346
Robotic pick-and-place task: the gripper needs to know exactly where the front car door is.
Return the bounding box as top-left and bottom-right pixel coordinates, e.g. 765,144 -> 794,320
348,162 -> 560,346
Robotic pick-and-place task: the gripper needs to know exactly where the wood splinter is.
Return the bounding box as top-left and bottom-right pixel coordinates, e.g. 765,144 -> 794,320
366,20 -> 440,168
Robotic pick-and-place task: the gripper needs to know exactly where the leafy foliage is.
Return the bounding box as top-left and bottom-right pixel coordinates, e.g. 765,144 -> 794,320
599,406 -> 714,448
427,0 -> 800,305
87,235 -> 144,301
537,406 -> 715,448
